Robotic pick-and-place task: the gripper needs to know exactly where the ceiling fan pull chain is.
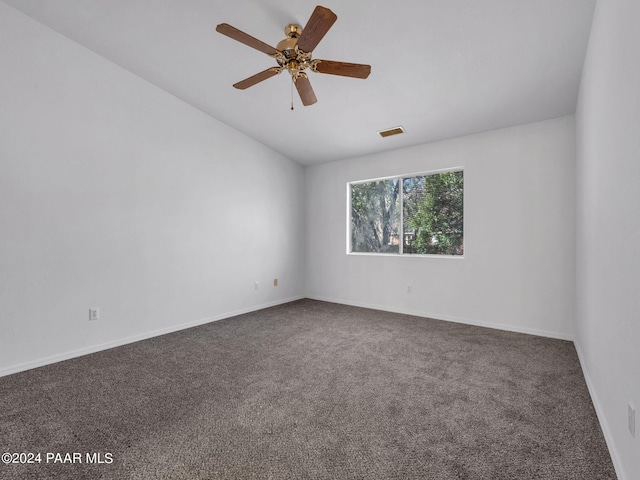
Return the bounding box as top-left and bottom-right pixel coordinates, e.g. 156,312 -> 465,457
291,79 -> 294,110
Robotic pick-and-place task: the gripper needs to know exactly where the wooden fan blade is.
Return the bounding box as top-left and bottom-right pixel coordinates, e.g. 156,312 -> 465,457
294,75 -> 317,106
296,6 -> 337,53
313,60 -> 371,79
233,68 -> 282,90
216,23 -> 279,56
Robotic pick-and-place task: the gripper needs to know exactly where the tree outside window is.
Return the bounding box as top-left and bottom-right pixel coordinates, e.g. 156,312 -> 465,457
350,170 -> 463,256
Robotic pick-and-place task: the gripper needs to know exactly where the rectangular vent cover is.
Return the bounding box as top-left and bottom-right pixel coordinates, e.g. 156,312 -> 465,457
378,126 -> 405,138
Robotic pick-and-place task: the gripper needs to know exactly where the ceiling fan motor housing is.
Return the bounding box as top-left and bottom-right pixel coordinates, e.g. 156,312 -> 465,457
277,24 -> 303,59
277,38 -> 298,59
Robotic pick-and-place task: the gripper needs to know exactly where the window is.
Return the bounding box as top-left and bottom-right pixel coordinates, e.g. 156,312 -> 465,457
349,169 -> 463,256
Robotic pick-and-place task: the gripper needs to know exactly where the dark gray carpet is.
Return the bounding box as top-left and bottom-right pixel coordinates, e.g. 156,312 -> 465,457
0,299 -> 616,479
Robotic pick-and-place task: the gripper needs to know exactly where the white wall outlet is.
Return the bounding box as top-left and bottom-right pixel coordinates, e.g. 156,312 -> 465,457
407,285 -> 413,294
89,307 -> 100,321
254,282 -> 259,290
629,403 -> 636,438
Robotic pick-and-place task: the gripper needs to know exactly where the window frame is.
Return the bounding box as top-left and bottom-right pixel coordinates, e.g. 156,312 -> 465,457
347,167 -> 465,258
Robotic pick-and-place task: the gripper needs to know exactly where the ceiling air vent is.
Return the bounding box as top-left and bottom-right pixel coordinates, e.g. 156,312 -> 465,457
378,126 -> 405,138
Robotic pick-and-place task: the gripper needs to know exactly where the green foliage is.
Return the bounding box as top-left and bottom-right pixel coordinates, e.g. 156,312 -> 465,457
350,171 -> 463,255
404,171 -> 463,255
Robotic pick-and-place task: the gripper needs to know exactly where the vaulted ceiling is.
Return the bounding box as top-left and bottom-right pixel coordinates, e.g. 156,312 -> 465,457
3,0 -> 596,165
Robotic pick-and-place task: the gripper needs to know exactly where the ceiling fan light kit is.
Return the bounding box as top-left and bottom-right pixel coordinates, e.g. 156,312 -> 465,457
216,5 -> 371,107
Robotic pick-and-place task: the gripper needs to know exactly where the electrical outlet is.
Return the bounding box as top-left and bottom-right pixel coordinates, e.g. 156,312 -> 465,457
254,282 -> 259,290
629,403 -> 636,438
407,285 -> 413,294
273,278 -> 278,287
89,307 -> 100,321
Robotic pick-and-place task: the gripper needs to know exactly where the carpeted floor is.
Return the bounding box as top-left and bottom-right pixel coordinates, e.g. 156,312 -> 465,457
0,299 -> 616,479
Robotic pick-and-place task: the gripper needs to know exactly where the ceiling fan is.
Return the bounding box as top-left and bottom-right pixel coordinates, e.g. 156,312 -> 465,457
216,5 -> 371,107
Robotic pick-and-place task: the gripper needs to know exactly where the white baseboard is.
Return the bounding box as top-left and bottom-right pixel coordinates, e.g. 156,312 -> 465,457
1,293 -> 574,371
3,294 -> 620,477
0,295 -> 304,378
574,341 -> 625,480
305,295 -> 575,341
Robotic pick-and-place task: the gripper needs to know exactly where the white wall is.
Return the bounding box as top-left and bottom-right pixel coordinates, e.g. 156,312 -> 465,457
575,0 -> 640,478
0,2 -> 305,376
1,0 -> 634,472
306,116 -> 576,340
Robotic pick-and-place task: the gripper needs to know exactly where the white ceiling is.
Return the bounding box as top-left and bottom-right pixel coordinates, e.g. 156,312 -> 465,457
3,0 -> 596,165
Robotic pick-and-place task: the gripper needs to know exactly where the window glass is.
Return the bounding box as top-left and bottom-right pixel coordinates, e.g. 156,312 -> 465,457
403,171 -> 464,255
350,179 -> 400,253
349,170 -> 463,256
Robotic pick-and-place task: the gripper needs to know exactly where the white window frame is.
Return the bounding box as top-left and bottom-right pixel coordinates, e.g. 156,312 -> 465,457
347,167 -> 464,258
